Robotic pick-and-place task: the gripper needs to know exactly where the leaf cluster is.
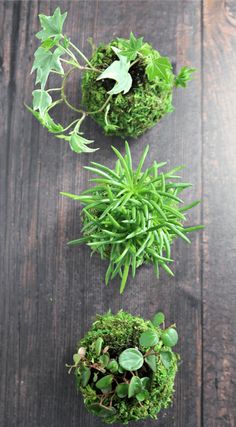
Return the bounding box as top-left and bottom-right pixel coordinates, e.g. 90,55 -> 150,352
67,311 -> 178,423
27,7 -> 101,154
61,142 -> 203,293
98,32 -> 196,95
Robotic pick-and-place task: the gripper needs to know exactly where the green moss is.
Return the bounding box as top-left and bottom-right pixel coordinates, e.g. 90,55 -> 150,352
82,40 -> 174,138
73,311 -> 178,424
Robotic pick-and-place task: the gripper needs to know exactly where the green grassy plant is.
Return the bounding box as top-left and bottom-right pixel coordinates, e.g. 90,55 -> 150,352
61,142 -> 203,292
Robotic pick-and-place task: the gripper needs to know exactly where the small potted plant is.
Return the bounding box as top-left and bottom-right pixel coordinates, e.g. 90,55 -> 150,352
61,142 -> 203,292
67,310 -> 179,424
27,7 -> 195,153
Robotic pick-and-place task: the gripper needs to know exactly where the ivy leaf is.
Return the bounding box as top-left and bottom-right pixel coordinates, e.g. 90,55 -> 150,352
97,48 -> 132,95
152,312 -> 165,327
145,354 -> 156,372
146,56 -> 172,82
160,351 -> 173,369
32,89 -> 52,115
138,42 -> 153,57
128,376 -> 142,398
119,32 -> 144,61
96,374 -> 113,390
119,348 -> 144,371
26,105 -> 64,133
175,66 -> 196,88
41,35 -> 62,50
32,46 -> 64,89
80,366 -> 91,387
56,133 -> 98,153
139,329 -> 159,348
162,327 -> 178,347
36,7 -> 67,41
115,383 -> 129,398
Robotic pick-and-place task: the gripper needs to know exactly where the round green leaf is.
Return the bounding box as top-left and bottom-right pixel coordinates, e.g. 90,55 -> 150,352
136,389 -> 149,401
160,351 -> 173,369
96,374 -> 113,390
145,354 -> 156,372
107,359 -> 119,373
118,365 -> 125,374
88,403 -> 116,418
81,366 -> 91,387
141,377 -> 150,389
162,328 -> 178,347
119,348 -> 144,371
99,354 -> 110,368
95,337 -> 104,356
128,376 -> 142,398
115,383 -> 129,398
139,329 -> 159,348
152,312 -> 165,327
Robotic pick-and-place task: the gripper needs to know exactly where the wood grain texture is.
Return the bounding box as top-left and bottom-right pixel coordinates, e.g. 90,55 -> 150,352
0,0 -> 235,426
202,1 -> 236,426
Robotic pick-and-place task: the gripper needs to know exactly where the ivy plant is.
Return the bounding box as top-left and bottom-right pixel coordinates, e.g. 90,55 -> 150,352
27,8 -> 196,151
67,310 -> 179,424
61,142 -> 203,292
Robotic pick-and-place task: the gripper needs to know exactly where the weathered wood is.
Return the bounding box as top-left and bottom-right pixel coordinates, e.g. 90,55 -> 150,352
1,0 -> 235,426
202,1 -> 236,426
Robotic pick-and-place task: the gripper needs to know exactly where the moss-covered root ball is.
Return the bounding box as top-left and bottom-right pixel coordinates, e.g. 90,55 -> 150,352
82,37 -> 195,138
67,311 -> 179,424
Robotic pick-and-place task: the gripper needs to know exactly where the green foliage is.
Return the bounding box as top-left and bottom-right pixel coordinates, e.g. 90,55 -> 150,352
28,7 -> 100,154
97,47 -> 132,95
29,8 -> 196,145
128,376 -> 142,398
32,46 -> 64,88
119,348 -> 144,371
175,66 -> 196,88
118,32 -> 144,61
162,327 -> 179,347
61,142 -> 203,293
36,7 -> 67,41
152,311 -> 165,327
32,89 -> 52,114
139,330 -> 159,348
146,55 -> 172,83
82,36 -> 195,137
67,311 -> 179,424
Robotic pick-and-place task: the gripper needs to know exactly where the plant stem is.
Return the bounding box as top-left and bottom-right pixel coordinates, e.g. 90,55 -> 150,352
47,99 -> 63,112
61,68 -> 85,114
47,87 -> 62,93
68,40 -> 93,67
130,58 -> 140,68
88,95 -> 112,115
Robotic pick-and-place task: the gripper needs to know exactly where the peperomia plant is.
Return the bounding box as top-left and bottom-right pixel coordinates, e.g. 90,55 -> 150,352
61,142 -> 203,293
67,310 -> 179,424
27,7 -> 196,152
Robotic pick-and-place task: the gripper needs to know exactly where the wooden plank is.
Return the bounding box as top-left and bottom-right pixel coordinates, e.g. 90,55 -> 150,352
0,1 -> 202,426
202,1 -> 236,426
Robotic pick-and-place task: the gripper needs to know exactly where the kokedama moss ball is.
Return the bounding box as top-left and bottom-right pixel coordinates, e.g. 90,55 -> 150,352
82,40 -> 173,137
68,311 -> 179,424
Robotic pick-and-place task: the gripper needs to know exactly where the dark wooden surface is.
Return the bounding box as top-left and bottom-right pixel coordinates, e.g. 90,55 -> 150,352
0,1 -> 236,426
